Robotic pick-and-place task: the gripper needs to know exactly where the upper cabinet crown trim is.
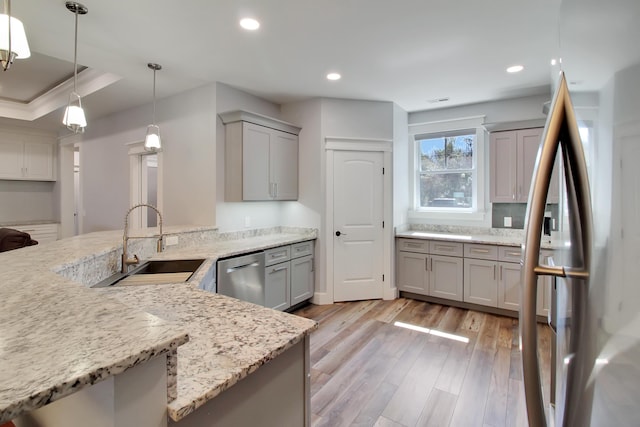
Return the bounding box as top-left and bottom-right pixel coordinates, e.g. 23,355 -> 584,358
219,110 -> 302,136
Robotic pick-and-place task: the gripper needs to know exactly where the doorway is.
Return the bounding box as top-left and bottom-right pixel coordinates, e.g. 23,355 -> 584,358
128,143 -> 163,230
326,138 -> 394,302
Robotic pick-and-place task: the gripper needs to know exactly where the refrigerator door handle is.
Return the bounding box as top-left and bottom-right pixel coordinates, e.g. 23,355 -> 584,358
521,72 -> 593,427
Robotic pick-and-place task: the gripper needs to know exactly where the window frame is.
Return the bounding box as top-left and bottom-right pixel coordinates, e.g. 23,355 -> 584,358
408,116 -> 486,221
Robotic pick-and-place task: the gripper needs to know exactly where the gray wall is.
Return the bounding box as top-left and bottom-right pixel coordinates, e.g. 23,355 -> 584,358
0,180 -> 56,223
74,83 -> 217,233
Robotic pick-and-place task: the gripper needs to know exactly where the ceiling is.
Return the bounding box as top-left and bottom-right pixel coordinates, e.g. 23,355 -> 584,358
4,1 -> 568,131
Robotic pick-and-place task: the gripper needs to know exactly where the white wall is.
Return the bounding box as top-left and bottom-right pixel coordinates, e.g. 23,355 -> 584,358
0,180 -> 56,223
392,103 -> 409,229
281,98 -> 323,229
74,83 -> 217,233
215,83 -> 285,231
322,98 -> 394,139
409,94 -> 549,126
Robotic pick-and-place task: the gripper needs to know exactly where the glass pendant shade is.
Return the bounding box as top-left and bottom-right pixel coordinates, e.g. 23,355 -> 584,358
62,2 -> 88,133
63,92 -> 86,133
144,124 -> 161,151
144,62 -> 162,151
0,4 -> 31,69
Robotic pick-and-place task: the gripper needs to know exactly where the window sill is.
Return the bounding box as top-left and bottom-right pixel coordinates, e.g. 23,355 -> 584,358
408,209 -> 487,222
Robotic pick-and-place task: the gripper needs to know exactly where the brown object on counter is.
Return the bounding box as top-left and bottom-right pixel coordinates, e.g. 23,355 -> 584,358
0,228 -> 38,252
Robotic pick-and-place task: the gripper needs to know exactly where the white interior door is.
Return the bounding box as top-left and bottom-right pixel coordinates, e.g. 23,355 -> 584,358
333,150 -> 384,301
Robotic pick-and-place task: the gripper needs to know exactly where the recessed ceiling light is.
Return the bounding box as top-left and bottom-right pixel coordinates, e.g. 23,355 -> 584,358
428,97 -> 450,103
550,59 -> 557,66
240,18 -> 260,30
326,72 -> 341,81
507,65 -> 524,73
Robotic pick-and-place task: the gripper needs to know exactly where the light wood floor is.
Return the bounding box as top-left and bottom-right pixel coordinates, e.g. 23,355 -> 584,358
293,298 -> 552,427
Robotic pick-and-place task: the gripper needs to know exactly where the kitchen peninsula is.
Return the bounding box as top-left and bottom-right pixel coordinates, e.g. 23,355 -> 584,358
0,226 -> 317,427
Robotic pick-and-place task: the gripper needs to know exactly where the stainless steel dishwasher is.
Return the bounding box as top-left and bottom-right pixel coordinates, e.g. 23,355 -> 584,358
217,251 -> 265,305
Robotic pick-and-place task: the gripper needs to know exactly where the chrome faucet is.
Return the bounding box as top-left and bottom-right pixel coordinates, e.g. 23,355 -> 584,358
122,203 -> 164,273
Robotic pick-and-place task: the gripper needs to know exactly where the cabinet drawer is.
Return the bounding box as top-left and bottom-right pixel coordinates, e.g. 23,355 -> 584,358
464,243 -> 498,260
265,245 -> 291,266
397,238 -> 429,254
429,241 -> 463,257
498,246 -> 522,263
291,240 -> 314,259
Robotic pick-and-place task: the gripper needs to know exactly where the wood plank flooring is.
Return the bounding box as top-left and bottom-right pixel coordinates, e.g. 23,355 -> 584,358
294,298 -> 552,427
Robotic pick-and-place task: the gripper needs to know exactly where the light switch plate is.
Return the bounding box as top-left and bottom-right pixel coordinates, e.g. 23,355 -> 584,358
166,235 -> 179,246
504,216 -> 512,227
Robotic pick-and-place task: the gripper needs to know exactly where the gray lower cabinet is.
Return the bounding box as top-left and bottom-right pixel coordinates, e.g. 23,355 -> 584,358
397,251 -> 429,294
498,261 -> 522,310
265,241 -> 315,311
291,255 -> 314,305
430,255 -> 463,301
464,258 -> 498,307
397,237 -> 555,317
396,238 -> 463,301
265,261 -> 291,311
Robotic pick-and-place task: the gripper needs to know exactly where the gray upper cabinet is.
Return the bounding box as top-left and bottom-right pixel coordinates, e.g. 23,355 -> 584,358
220,110 -> 301,202
490,128 -> 559,203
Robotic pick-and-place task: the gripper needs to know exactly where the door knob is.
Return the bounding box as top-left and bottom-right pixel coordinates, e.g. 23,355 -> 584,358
335,231 -> 344,236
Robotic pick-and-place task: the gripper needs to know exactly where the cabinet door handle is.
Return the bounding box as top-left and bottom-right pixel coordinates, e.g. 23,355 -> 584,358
435,245 -> 454,251
500,265 -> 503,280
425,257 -> 429,271
494,265 -> 497,280
271,266 -> 288,273
430,258 -> 433,271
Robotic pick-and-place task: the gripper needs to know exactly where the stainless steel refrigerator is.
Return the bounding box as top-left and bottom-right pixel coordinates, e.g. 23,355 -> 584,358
520,0 -> 640,425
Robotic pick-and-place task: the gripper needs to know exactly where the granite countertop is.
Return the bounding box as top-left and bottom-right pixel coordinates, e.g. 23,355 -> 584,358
395,230 -> 565,250
100,230 -> 319,421
0,226 -> 317,424
0,228 -> 201,424
101,285 -> 317,421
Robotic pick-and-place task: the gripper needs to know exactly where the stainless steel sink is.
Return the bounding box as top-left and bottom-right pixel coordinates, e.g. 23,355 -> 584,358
132,259 -> 205,275
93,259 -> 205,287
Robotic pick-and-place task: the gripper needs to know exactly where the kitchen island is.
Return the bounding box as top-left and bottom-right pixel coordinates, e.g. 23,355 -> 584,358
0,226 -> 317,426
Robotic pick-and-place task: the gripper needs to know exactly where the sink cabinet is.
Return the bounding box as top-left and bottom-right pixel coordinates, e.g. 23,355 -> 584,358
220,110 -> 301,202
264,240 -> 315,311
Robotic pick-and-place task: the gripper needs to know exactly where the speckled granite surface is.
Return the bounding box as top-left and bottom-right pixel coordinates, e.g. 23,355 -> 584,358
100,285 -> 317,421
0,225 -> 317,424
0,228 -> 201,424
396,230 -> 565,249
101,229 -> 319,421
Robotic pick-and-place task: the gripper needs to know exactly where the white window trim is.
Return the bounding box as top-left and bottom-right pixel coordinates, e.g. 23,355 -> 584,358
408,116 -> 487,222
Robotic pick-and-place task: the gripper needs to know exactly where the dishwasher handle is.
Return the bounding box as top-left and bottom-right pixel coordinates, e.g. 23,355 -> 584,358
226,262 -> 260,273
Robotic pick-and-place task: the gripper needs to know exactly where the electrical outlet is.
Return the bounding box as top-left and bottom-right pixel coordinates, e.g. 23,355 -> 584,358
244,216 -> 251,227
504,216 -> 512,227
166,235 -> 179,246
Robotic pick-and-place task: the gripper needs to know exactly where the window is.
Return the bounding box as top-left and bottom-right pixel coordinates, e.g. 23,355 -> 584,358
408,116 -> 486,220
417,132 -> 475,209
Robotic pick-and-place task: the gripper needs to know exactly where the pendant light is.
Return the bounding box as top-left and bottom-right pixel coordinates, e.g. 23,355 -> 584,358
144,63 -> 162,151
0,0 -> 31,71
62,2 -> 88,133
